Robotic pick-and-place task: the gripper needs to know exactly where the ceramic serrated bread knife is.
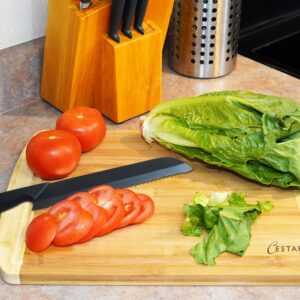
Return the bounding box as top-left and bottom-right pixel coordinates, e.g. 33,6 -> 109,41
109,0 -> 127,43
0,157 -> 192,213
122,0 -> 138,39
134,0 -> 149,35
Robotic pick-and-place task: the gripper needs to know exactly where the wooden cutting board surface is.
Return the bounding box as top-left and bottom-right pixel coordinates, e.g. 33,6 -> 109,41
1,130 -> 300,285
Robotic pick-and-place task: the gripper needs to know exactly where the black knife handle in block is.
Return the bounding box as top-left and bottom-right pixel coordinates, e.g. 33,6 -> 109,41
109,0 -> 127,43
80,0 -> 91,10
80,0 -> 90,4
134,0 -> 149,35
122,0 -> 138,39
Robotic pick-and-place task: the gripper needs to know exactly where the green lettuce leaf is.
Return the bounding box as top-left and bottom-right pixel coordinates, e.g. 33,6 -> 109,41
182,192 -> 274,265
142,91 -> 300,188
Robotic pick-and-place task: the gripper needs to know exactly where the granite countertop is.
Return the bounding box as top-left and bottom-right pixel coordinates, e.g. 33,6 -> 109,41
1,38 -> 300,299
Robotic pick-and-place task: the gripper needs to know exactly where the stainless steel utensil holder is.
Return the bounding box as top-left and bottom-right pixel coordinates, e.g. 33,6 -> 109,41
169,0 -> 242,78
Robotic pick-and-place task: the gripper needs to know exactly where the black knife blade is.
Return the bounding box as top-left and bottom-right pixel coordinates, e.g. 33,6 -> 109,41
109,0 -> 127,43
134,0 -> 149,35
0,157 -> 192,213
122,0 -> 138,39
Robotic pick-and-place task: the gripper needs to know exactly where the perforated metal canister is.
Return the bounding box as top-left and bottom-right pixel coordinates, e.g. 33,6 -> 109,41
169,0 -> 242,78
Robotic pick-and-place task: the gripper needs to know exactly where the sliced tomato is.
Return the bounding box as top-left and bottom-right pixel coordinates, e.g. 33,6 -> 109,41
115,189 -> 142,229
71,210 -> 94,245
78,207 -> 107,243
67,192 -> 107,243
25,213 -> 57,252
89,185 -> 116,217
94,192 -> 125,236
133,194 -> 155,224
48,199 -> 93,246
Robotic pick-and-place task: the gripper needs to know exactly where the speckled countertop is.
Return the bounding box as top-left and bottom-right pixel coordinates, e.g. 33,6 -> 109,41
1,38 -> 300,299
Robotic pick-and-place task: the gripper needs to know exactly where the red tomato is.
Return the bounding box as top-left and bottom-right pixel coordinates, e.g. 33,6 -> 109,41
88,185 -> 125,236
48,199 -> 93,246
115,189 -> 142,229
25,213 -> 58,252
67,192 -> 107,243
133,194 -> 155,224
56,107 -> 106,153
26,130 -> 81,180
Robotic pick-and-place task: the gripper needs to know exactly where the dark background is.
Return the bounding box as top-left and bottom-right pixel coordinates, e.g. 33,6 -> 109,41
238,0 -> 300,78
240,0 -> 300,30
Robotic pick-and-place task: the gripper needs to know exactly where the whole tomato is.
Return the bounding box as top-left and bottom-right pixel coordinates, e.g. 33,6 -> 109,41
56,107 -> 106,152
26,130 -> 81,180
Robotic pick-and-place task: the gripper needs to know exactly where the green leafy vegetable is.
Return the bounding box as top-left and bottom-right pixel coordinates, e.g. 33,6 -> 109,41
182,192 -> 274,265
142,91 -> 300,188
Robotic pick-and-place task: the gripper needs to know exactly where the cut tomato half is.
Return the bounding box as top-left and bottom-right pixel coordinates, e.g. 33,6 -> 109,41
48,199 -> 93,246
25,213 -> 58,252
133,194 -> 155,224
67,192 -> 107,243
115,189 -> 142,229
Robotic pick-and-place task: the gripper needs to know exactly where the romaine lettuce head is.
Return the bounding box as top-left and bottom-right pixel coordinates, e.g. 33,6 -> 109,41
142,91 -> 300,188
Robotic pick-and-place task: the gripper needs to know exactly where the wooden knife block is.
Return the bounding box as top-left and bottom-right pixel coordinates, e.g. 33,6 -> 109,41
40,0 -> 174,123
98,23 -> 161,122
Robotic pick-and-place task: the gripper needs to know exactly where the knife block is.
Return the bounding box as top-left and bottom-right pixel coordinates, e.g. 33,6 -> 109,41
97,22 -> 162,122
40,0 -> 174,123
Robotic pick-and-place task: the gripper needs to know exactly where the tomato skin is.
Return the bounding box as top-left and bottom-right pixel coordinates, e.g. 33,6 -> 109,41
133,194 -> 155,224
56,107 -> 106,153
26,130 -> 81,180
25,213 -> 57,252
115,189 -> 142,229
67,192 -> 107,243
48,199 -> 93,246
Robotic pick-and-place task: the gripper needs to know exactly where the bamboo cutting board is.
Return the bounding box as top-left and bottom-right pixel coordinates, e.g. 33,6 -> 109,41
1,130 -> 300,285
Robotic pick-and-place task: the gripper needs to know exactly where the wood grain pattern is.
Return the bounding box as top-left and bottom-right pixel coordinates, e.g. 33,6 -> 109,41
0,150 -> 35,284
146,0 -> 175,43
97,22 -> 162,123
40,0 -> 174,120
1,130 -> 300,285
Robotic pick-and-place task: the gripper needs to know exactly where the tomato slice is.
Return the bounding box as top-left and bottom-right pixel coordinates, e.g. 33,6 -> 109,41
78,207 -> 107,243
115,189 -> 142,229
48,199 -> 93,246
67,192 -> 107,243
25,213 -> 57,252
94,192 -> 125,236
133,194 -> 155,224
71,210 -> 94,245
89,185 -> 116,217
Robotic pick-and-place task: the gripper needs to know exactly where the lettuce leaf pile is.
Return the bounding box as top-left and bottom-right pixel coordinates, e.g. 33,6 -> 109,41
142,91 -> 300,188
182,192 -> 274,265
